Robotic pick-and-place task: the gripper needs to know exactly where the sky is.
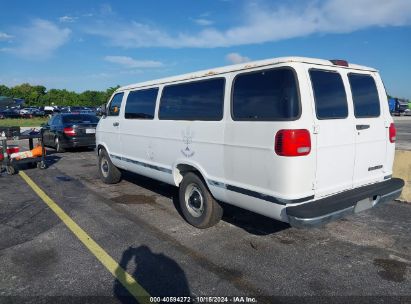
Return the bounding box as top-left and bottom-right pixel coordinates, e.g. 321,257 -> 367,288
0,0 -> 410,99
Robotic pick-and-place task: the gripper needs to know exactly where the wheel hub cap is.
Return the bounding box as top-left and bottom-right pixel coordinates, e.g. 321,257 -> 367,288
101,158 -> 109,177
185,184 -> 204,218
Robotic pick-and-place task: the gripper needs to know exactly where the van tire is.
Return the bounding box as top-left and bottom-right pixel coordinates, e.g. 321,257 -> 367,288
98,149 -> 121,184
179,172 -> 223,228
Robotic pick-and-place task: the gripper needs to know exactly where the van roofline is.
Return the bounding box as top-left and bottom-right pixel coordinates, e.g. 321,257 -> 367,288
116,56 -> 378,92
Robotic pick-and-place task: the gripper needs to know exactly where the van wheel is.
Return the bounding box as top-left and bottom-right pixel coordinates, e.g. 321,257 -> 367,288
55,137 -> 65,153
98,149 -> 121,184
179,172 -> 223,228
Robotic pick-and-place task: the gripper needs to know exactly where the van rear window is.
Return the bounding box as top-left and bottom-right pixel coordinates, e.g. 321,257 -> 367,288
348,74 -> 380,118
232,68 -> 300,121
310,70 -> 348,119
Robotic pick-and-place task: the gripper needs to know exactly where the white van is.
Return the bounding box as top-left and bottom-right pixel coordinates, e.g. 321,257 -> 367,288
96,57 -> 404,228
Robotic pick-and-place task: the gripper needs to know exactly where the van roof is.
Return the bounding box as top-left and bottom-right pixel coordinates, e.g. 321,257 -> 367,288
117,56 -> 377,92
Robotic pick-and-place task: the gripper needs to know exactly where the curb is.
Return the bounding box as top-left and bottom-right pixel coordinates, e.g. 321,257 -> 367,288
393,150 -> 411,203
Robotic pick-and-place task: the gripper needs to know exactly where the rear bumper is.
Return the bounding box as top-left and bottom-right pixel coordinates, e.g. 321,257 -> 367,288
286,178 -> 404,228
61,136 -> 95,148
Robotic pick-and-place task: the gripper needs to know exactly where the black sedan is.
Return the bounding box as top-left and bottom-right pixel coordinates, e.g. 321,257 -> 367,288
0,109 -> 20,118
42,114 -> 99,152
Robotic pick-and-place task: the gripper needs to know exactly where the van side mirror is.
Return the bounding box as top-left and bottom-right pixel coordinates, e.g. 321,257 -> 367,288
100,103 -> 107,117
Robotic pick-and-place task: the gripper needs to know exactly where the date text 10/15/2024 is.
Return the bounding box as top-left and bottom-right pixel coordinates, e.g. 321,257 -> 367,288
149,296 -> 258,303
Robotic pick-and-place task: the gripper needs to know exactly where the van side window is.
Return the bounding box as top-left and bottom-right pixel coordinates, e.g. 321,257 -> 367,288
159,78 -> 224,121
348,74 -> 380,118
232,68 -> 300,121
108,93 -> 124,116
125,88 -> 158,119
310,70 -> 348,119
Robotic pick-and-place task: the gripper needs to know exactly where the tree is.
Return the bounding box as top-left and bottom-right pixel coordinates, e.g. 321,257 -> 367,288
0,85 -> 11,97
0,83 -> 121,106
104,85 -> 120,102
79,90 -> 106,106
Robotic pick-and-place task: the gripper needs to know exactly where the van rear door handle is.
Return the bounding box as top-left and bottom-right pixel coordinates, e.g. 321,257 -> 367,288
113,122 -> 119,127
356,124 -> 370,130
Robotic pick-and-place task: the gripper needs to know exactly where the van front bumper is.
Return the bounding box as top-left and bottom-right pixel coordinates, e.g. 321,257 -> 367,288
286,178 -> 404,228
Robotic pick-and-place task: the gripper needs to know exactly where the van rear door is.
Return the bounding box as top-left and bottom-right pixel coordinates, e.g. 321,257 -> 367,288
348,72 -> 388,187
309,68 -> 356,198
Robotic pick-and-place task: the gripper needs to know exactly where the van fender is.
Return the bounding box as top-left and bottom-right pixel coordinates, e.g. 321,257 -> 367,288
97,142 -> 110,156
172,159 -> 211,187
172,160 -> 226,202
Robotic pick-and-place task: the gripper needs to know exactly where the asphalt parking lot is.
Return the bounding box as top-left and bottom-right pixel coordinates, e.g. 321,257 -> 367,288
1,120 -> 411,303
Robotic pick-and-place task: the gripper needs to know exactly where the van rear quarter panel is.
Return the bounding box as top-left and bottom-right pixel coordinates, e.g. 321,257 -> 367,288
222,63 -> 316,204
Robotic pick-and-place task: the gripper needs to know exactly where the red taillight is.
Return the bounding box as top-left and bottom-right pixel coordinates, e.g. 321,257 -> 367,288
64,127 -> 76,136
275,129 -> 311,157
389,123 -> 396,143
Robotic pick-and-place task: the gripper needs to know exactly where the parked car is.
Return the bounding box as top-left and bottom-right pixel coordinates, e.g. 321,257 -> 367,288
44,106 -> 55,115
19,108 -> 30,115
42,113 -> 99,152
19,108 -> 36,118
32,109 -> 45,117
53,106 -> 68,113
390,98 -> 409,116
68,106 -> 96,114
96,56 -> 404,229
0,109 -> 20,118
96,106 -> 104,116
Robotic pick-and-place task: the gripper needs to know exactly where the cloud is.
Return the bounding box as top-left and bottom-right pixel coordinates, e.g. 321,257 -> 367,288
3,19 -> 70,59
104,55 -> 163,68
193,18 -> 214,26
59,16 -> 77,23
86,0 -> 411,48
0,32 -> 13,41
226,53 -> 250,64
